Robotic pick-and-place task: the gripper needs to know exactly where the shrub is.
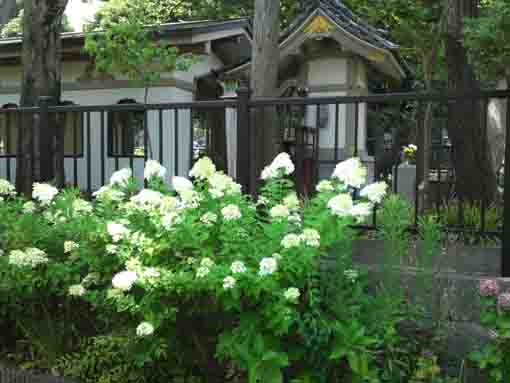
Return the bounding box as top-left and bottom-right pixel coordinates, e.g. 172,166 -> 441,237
0,154 -> 415,382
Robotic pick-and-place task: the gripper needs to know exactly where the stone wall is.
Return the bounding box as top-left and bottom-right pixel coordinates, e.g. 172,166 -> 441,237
345,240 -> 509,382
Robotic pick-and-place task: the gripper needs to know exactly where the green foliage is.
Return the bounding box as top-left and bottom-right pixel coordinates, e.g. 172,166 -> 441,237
464,0 -> 510,81
470,285 -> 510,382
84,7 -> 195,94
377,194 -> 412,296
0,10 -> 73,38
86,0 -> 300,31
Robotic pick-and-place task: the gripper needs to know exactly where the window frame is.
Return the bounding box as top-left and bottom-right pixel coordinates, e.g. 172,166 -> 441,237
107,99 -> 147,158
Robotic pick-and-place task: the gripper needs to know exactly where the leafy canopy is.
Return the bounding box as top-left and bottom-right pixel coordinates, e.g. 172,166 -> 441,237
464,0 -> 510,81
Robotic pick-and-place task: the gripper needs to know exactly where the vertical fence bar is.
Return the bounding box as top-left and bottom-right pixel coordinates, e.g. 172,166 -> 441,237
159,109 -> 163,165
6,112 -> 11,182
73,111 -> 79,188
100,111 -> 106,187
334,103 -> 339,163
86,112 -> 92,196
144,109 -> 149,188
174,109 -> 179,177
480,97 -> 488,235
236,83 -> 251,193
502,95 -> 510,277
17,108 -> 23,187
354,102 -> 359,157
314,104 -> 321,186
38,96 -> 53,182
189,108 -> 194,167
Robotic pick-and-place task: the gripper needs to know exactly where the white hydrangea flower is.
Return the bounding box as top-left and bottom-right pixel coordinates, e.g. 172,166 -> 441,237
8,248 -> 49,268
112,270 -> 138,291
196,266 -> 210,278
281,233 -> 302,249
140,267 -> 161,285
221,204 -> 242,221
259,257 -> 278,276
179,189 -> 202,209
68,284 -> 86,297
284,287 -> 300,303
344,269 -> 359,282
223,276 -> 237,290
316,180 -> 335,193
161,212 -> 181,230
73,199 -> 93,214
159,196 -> 180,214
332,158 -> 367,189
231,261 -> 247,274
144,160 -> 167,180
172,176 -> 194,194
64,241 -> 79,254
130,189 -> 164,208
200,212 -> 218,226
106,244 -> 118,254
350,202 -> 373,222
23,201 -> 36,214
0,179 -> 16,197
200,258 -> 214,268
283,193 -> 300,211
260,152 -> 295,180
360,182 -> 388,204
272,253 -> 282,261
328,194 -> 354,217
136,322 -> 155,337
110,168 -> 132,186
107,222 -> 130,243
300,229 -> 320,248
93,185 -> 125,202
190,157 -> 217,180
208,172 -> 238,199
32,183 -> 59,206
270,204 -> 290,219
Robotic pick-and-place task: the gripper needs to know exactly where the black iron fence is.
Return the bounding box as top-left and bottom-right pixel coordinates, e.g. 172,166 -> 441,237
1,88 -> 510,275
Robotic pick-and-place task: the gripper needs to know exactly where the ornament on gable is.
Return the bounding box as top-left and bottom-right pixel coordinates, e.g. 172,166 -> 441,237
304,15 -> 334,35
367,51 -> 385,63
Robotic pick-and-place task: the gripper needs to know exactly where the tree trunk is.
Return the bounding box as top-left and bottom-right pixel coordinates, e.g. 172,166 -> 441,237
16,0 -> 68,196
446,0 -> 496,203
251,0 -> 281,174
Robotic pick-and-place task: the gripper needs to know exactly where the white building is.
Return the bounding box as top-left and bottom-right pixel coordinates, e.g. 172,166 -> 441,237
0,0 -> 406,190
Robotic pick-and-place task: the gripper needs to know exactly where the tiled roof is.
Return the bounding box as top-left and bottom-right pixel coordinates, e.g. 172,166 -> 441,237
282,0 -> 398,50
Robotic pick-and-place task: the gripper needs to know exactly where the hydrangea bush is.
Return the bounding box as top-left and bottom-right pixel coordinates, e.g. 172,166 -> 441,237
0,154 -> 401,382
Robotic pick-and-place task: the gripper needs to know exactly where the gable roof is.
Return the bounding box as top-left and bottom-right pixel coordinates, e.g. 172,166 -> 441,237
282,0 -> 397,50
225,0 -> 408,82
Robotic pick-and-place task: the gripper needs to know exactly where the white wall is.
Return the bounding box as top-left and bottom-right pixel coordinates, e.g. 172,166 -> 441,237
0,86 -> 193,190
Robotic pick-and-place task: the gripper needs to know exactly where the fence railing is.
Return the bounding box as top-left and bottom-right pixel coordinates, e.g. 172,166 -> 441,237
1,87 -> 510,275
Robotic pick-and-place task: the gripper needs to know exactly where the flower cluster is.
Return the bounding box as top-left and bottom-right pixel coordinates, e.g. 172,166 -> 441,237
112,271 -> 138,291
144,160 -> 167,180
0,179 -> 15,197
8,248 -> 49,268
332,158 -> 367,189
32,183 -> 59,206
261,152 -> 295,180
259,257 -> 278,276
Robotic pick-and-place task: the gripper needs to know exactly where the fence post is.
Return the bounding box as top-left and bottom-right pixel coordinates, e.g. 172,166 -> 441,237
236,81 -> 251,193
38,96 -> 54,182
502,96 -> 510,277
